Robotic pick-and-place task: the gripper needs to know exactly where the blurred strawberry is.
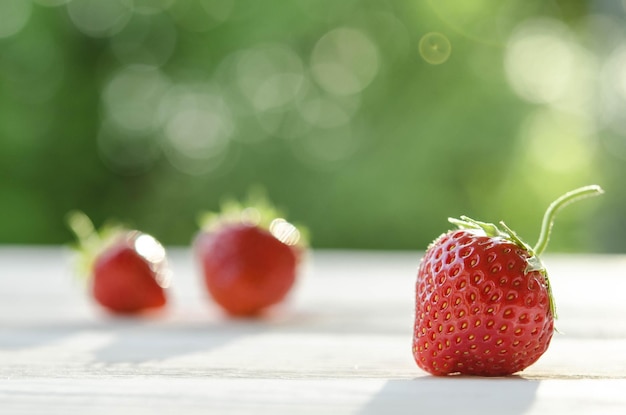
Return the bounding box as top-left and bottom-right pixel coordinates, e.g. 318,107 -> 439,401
195,193 -> 307,317
68,211 -> 171,314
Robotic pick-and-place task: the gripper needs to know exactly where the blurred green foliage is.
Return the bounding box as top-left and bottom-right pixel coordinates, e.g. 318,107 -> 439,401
0,0 -> 623,252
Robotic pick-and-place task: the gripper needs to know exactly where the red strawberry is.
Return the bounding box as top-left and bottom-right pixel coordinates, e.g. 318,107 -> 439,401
413,185 -> 603,376
68,211 -> 171,314
195,195 -> 306,317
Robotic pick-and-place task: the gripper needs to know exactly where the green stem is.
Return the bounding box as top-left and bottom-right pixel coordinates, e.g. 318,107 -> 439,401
533,185 -> 604,255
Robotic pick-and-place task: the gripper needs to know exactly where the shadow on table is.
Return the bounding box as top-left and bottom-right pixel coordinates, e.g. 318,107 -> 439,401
0,326 -> 75,350
357,377 -> 540,415
88,308 -> 328,363
0,317 -> 278,365
90,319 -> 268,364
0,300 -> 338,365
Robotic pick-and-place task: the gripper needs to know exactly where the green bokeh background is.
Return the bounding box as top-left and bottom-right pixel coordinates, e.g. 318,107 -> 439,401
1,0 -> 623,252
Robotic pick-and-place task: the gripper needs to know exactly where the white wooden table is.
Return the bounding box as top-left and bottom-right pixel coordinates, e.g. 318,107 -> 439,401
1,247 -> 625,414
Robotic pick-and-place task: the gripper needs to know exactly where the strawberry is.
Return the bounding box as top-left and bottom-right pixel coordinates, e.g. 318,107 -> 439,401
195,195 -> 306,317
68,211 -> 171,314
413,185 -> 603,376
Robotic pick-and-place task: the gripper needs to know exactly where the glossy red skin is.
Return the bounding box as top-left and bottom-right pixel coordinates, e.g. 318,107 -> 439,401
92,236 -> 167,314
196,224 -> 299,316
413,229 -> 554,376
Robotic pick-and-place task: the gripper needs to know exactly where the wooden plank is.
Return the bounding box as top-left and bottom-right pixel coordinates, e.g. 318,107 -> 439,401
0,247 -> 625,413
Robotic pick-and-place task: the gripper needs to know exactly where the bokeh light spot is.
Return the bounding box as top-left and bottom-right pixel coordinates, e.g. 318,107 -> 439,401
0,0 -> 32,39
235,45 -> 305,112
168,0 -> 234,32
504,19 -> 576,104
255,106 -> 312,140
253,73 -> 306,112
217,44 -> 314,140
164,105 -> 230,157
429,0 -> 548,46
296,0 -> 359,23
599,44 -> 626,138
67,0 -> 133,38
297,87 -> 360,129
418,32 -> 452,65
133,0 -> 175,15
291,123 -> 359,169
605,46 -> 626,105
159,85 -> 234,175
34,0 -> 69,6
103,65 -> 170,133
200,0 -> 235,22
521,109 -> 596,173
311,28 -> 379,96
110,12 -> 178,66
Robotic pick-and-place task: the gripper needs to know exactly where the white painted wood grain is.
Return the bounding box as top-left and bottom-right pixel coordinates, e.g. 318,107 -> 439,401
0,247 -> 625,414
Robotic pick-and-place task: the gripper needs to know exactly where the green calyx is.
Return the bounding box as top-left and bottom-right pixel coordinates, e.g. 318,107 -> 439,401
449,185 -> 604,320
198,189 -> 309,248
449,216 -> 534,258
66,210 -> 124,279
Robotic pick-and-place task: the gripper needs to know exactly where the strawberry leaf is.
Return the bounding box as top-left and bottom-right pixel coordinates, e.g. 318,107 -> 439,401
448,185 -> 604,321
66,210 -> 125,279
198,189 -> 309,248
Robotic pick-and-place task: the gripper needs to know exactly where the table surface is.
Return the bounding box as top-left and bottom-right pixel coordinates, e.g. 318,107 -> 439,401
1,246 -> 625,414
